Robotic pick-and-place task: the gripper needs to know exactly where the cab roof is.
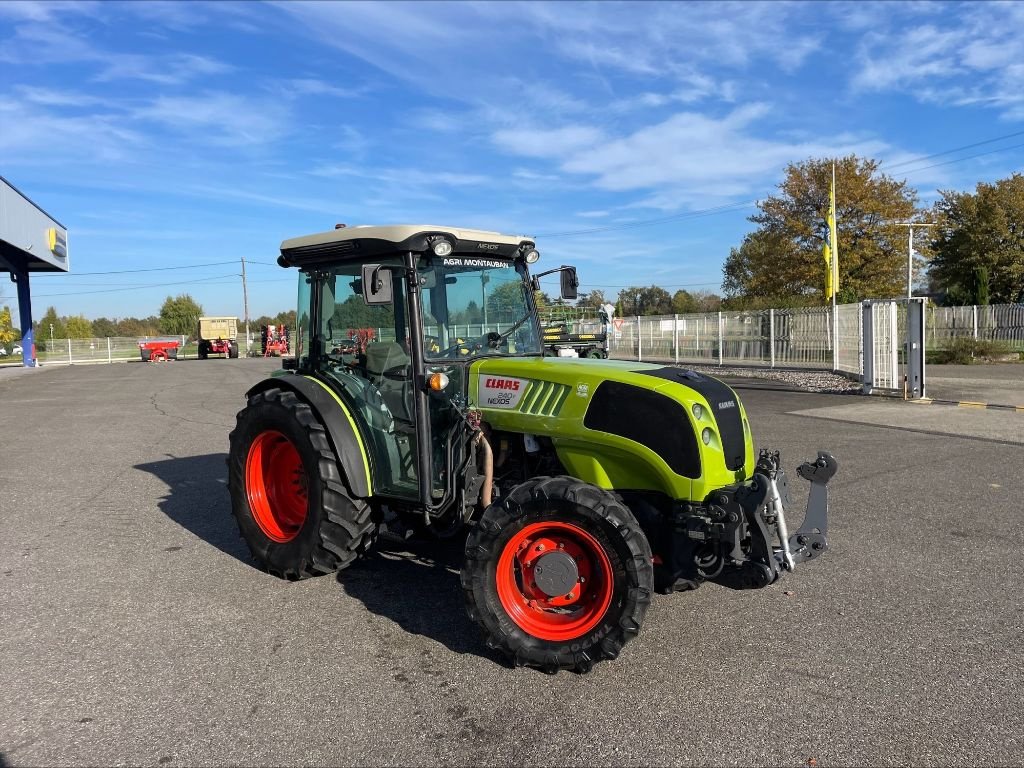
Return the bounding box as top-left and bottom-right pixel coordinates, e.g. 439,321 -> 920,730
279,224 -> 536,267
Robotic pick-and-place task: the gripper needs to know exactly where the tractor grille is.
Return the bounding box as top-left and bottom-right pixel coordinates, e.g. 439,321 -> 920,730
518,380 -> 570,416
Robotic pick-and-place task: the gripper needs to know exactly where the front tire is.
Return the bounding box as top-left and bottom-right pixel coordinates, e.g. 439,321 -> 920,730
228,387 -> 376,579
229,342 -> 239,359
462,476 -> 653,673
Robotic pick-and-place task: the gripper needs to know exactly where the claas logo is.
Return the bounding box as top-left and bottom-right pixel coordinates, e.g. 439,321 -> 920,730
485,378 -> 521,391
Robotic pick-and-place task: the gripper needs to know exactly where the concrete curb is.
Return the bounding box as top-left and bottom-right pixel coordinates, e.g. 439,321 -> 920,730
907,397 -> 1024,412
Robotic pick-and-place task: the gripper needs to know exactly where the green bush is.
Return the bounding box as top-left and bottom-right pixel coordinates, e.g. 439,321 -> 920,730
934,337 -> 1015,364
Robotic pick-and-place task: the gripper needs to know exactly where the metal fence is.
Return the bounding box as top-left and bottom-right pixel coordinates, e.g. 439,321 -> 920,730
926,303 -> 1024,350
31,336 -> 190,365
607,306 -> 856,369
605,301 -> 1023,375
14,302 -> 1022,370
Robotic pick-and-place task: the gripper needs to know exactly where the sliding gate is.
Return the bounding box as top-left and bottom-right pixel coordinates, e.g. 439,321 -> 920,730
862,298 -> 926,398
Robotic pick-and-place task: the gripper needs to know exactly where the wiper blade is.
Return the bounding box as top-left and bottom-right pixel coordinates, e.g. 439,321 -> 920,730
498,312 -> 532,342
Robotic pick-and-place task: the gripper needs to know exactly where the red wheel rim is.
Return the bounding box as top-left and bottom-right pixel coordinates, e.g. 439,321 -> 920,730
245,430 -> 308,543
495,521 -> 614,642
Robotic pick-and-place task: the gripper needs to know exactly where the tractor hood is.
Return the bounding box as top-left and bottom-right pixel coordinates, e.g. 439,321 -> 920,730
466,357 -> 755,501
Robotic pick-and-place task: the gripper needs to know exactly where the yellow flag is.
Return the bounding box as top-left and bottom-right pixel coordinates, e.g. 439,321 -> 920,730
829,167 -> 839,297
823,241 -> 833,300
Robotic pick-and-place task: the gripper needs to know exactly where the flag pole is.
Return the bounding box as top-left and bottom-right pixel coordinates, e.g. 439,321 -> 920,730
831,162 -> 838,372
831,162 -> 838,312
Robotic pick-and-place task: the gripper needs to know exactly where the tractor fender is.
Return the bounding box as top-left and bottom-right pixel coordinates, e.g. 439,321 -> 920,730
246,375 -> 373,498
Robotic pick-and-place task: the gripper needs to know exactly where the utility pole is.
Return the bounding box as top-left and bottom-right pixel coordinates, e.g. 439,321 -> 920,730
241,257 -> 251,353
896,222 -> 935,298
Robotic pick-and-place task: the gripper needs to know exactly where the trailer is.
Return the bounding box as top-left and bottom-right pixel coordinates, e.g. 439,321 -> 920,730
197,316 -> 239,359
139,338 -> 180,362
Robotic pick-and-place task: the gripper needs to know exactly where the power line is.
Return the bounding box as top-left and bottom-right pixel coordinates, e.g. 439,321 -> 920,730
879,129 -> 1024,171
897,140 -> 1024,176
32,259 -> 283,277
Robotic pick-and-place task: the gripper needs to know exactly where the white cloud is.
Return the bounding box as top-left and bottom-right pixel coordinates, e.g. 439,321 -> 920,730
311,165 -> 490,188
492,126 -> 606,159
0,96 -> 146,163
493,104 -> 893,210
132,93 -> 289,146
277,78 -> 366,99
849,3 -> 1024,121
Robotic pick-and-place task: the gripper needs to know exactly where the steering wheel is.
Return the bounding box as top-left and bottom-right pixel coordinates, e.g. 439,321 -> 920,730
436,332 -> 502,359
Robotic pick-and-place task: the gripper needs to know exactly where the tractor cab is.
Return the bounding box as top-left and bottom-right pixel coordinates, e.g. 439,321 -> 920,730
278,225 -> 577,513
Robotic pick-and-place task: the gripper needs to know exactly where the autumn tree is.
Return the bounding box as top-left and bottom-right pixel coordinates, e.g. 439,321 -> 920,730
0,306 -> 17,346
64,315 -> 93,339
159,294 -> 204,337
724,155 -> 921,305
928,174 -> 1024,304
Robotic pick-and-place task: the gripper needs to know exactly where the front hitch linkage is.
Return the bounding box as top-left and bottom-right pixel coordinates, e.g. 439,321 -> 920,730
757,449 -> 837,572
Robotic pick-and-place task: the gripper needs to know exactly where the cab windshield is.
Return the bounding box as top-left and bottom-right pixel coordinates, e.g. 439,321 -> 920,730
418,257 -> 541,360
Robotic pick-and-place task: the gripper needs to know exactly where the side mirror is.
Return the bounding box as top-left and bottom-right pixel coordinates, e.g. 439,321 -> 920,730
361,264 -> 393,305
560,266 -> 579,301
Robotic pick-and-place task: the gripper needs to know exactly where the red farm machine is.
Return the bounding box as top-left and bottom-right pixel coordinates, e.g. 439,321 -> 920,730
260,324 -> 290,357
138,338 -> 180,362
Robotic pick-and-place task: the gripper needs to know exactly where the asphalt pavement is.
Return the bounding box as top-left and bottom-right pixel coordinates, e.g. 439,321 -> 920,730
925,363 -> 1024,407
1,359 -> 1022,766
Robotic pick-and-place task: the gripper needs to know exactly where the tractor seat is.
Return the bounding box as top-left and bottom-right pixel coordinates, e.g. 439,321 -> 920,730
364,342 -> 409,379
364,342 -> 412,423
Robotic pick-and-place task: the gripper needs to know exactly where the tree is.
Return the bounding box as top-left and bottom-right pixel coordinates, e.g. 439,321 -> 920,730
159,294 -> 204,337
64,315 -> 93,339
0,306 -> 17,346
576,290 -> 607,309
616,285 -> 672,315
117,317 -> 160,337
672,290 -> 698,314
35,306 -> 65,346
723,155 -> 921,304
928,174 -> 1024,304
273,310 -> 297,329
91,317 -> 118,337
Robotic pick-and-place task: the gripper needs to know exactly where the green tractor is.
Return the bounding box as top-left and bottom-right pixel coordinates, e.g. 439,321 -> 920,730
228,225 -> 837,673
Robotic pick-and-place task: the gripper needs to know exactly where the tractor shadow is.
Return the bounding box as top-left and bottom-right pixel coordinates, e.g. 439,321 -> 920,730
134,452 -> 502,662
337,534 -> 507,665
134,452 -> 256,568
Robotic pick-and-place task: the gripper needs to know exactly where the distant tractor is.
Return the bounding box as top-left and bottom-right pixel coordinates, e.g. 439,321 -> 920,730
197,316 -> 240,359
261,324 -> 290,357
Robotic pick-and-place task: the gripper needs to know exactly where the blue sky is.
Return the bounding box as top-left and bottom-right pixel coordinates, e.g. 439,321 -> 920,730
2,0 -> 1024,322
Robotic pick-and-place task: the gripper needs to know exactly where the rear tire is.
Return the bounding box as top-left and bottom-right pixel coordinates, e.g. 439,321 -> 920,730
198,341 -> 208,360
228,387 -> 376,579
462,476 -> 653,673
229,342 -> 239,359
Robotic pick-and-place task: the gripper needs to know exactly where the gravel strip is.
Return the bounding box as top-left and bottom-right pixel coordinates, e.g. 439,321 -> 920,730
672,364 -> 864,394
